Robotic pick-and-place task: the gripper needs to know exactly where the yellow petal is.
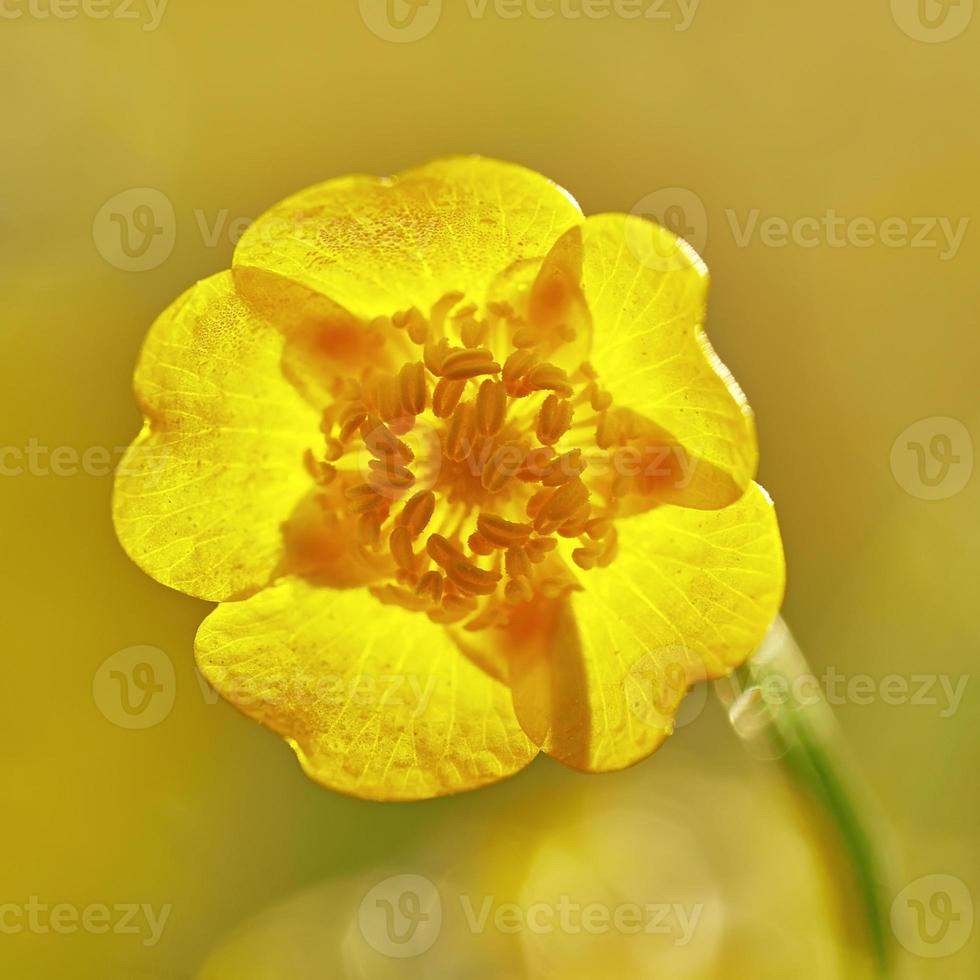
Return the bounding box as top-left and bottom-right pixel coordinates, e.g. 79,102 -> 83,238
113,272 -> 319,601
508,483 -> 784,772
195,578 -> 539,801
582,213 -> 758,507
233,156 -> 583,320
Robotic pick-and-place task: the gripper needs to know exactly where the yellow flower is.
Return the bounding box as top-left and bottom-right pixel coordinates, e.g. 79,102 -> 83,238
114,157 -> 784,801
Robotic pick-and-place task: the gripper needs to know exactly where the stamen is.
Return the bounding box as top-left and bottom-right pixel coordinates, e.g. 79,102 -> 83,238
572,547 -> 599,570
476,379 -> 507,435
505,547 -> 532,580
338,404 -> 368,442
389,525 -> 416,570
467,532 -> 496,556
536,394 -> 574,446
533,479 -> 589,532
426,533 -> 465,569
423,338 -> 451,374
585,517 -> 613,540
524,536 -> 557,563
481,443 -> 523,493
361,415 -> 412,460
503,349 -> 538,384
323,438 -> 344,462
526,363 -> 573,397
457,309 -> 488,348
357,512 -> 382,548
399,491 -> 435,537
512,325 -> 541,349
428,593 -> 478,624
398,361 -> 427,416
373,583 -> 432,611
432,378 -> 466,418
439,348 -> 501,381
311,280 -> 634,631
415,570 -> 444,602
303,450 -> 337,486
445,558 -> 501,596
445,403 -> 476,462
517,447 -> 555,483
540,449 -> 586,487
476,513 -> 533,548
368,457 -> 414,493
345,483 -> 383,514
430,293 -> 465,336
588,382 -> 613,412
376,375 -> 402,422
505,576 -> 534,604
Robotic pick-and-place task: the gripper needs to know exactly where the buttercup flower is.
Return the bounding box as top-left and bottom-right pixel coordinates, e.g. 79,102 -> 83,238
114,157 -> 784,801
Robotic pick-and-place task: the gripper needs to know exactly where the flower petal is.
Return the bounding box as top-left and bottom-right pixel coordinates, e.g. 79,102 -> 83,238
582,213 -> 758,507
233,156 -> 583,320
195,577 -> 539,801
508,483 -> 785,772
112,272 -> 319,601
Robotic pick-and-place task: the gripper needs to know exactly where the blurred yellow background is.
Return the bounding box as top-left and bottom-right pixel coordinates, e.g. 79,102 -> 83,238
1,2 -> 977,977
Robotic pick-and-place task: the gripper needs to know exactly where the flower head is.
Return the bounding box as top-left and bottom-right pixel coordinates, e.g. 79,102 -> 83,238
114,157 -> 784,800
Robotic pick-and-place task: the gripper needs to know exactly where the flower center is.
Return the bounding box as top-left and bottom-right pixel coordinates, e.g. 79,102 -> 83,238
304,291 -> 652,632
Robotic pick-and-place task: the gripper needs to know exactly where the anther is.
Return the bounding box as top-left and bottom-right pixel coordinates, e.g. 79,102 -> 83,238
481,443 -> 523,493
536,394 -> 573,445
445,403 -> 477,462
505,547 -> 532,580
415,570 -> 444,602
476,513 -> 533,548
440,348 -> 501,381
446,558 -> 501,597
398,361 -> 427,415
502,349 -> 538,384
527,363 -> 573,397
398,491 -> 435,537
388,525 -> 416,569
432,378 -> 466,418
476,379 -> 507,436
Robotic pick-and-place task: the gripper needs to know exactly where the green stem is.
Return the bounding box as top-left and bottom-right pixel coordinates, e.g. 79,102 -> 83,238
718,618 -> 893,978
